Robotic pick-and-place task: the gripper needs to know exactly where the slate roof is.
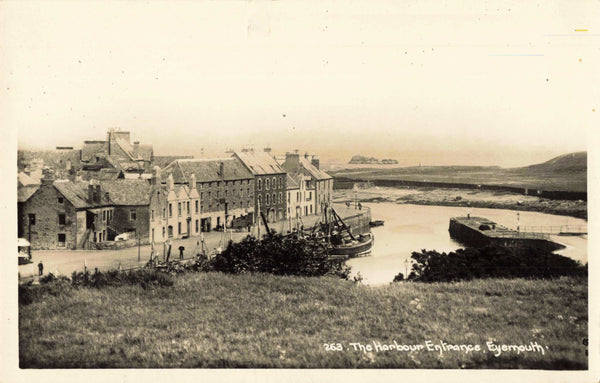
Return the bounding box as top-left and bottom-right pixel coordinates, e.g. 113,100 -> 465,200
286,174 -> 299,190
54,181 -> 99,208
18,185 -> 39,203
99,180 -> 151,205
298,156 -> 332,180
81,141 -> 107,162
52,179 -> 151,208
163,158 -> 254,183
234,151 -> 285,175
153,155 -> 194,168
18,172 -> 40,187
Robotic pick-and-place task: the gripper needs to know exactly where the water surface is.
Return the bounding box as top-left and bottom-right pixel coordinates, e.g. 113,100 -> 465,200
347,203 -> 588,285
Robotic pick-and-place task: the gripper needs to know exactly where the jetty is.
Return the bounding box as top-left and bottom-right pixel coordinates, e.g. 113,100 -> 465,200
449,216 -> 565,252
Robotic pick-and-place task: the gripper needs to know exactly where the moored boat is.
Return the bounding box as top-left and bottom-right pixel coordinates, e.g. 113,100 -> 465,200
329,232 -> 374,258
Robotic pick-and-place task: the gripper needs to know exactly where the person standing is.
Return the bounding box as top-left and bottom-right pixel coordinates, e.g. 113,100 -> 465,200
178,245 -> 185,260
38,260 -> 44,276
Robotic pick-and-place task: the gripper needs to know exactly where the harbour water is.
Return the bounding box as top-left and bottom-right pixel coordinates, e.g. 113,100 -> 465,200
346,203 -> 588,286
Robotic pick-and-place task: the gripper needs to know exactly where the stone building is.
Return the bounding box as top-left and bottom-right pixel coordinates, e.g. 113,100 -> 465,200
233,149 -> 287,223
280,151 -> 333,216
18,178 -> 151,249
159,157 -> 255,236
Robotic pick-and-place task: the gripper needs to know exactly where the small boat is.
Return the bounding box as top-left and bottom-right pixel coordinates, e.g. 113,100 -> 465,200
330,232 -> 374,258
369,220 -> 384,227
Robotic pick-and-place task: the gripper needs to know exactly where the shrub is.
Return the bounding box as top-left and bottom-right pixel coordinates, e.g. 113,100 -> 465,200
212,234 -> 351,279
403,245 -> 587,283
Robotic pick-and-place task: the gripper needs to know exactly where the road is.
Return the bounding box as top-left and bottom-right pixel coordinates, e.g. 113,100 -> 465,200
19,204 -> 368,281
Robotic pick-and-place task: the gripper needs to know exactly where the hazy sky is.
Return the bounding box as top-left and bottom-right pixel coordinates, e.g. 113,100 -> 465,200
1,1 -> 598,166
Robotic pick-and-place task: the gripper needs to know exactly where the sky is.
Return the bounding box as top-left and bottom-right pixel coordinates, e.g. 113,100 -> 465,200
1,0 -> 599,167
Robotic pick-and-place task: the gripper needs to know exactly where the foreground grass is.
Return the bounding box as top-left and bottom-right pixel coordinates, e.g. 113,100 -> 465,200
19,273 -> 587,369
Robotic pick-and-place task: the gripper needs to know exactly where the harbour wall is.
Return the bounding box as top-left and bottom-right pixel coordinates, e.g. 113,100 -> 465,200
448,219 -> 565,252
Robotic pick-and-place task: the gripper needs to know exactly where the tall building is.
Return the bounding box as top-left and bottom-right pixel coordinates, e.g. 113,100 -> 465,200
233,149 -> 287,222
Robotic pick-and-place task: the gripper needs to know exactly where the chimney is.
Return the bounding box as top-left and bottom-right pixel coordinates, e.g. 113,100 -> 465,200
152,166 -> 161,186
190,173 -> 196,188
133,141 -> 140,157
218,161 -> 225,178
168,173 -> 174,190
304,152 -> 309,159
311,155 -> 320,169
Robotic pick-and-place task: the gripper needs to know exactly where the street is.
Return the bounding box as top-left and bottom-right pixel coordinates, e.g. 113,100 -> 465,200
19,204 -> 367,281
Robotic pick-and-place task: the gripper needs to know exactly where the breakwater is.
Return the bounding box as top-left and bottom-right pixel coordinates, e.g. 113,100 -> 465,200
448,216 -> 565,252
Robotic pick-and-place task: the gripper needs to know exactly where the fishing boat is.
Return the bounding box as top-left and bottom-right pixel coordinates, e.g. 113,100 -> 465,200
314,205 -> 374,258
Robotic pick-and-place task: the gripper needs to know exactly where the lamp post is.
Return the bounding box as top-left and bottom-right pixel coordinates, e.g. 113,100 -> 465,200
404,258 -> 409,280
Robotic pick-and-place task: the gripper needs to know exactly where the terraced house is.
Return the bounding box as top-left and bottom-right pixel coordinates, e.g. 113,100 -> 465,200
18,178 -> 151,249
281,152 -> 333,216
152,158 -> 254,242
233,149 -> 287,223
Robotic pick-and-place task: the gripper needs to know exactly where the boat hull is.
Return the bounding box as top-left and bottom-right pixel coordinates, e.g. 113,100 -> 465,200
329,233 -> 374,258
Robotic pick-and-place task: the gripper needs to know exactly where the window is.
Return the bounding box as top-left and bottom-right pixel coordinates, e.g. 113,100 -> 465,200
258,195 -> 262,207
273,193 -> 276,205
195,200 -> 199,213
169,203 -> 173,217
195,219 -> 199,233
103,211 -> 106,221
279,192 -> 283,204
265,178 -> 270,190
130,209 -> 137,221
57,233 -> 66,247
201,192 -> 204,201
201,205 -> 204,213
257,179 -> 262,190
163,208 -> 166,219
58,197 -> 64,204
310,205 -> 313,214
296,192 -> 299,202
151,210 -> 154,221
162,227 -> 165,238
178,202 -> 181,216
178,222 -> 181,235
247,188 -> 250,196
168,226 -> 173,237
187,201 -> 190,214
288,193 -> 290,203
58,214 -> 66,225
273,177 -> 277,189
266,194 -> 270,205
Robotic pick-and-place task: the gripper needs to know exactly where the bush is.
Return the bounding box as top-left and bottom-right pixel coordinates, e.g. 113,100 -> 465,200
403,245 -> 587,283
212,234 -> 351,279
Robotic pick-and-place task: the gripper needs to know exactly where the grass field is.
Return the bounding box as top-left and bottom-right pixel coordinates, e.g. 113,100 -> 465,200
20,273 -> 587,369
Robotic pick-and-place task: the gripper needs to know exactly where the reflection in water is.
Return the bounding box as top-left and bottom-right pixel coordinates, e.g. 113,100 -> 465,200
346,203 -> 588,286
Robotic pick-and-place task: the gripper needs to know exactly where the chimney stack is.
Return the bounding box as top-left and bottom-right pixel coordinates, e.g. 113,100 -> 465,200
168,173 -> 174,191
190,173 -> 196,188
133,141 -> 140,158
311,155 -> 320,169
152,166 -> 161,186
219,161 -> 225,178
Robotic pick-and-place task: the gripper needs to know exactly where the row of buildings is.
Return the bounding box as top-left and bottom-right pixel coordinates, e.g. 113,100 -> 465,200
18,130 -> 333,250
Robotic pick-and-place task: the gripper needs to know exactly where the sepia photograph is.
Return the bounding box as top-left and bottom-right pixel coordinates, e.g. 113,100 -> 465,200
1,0 -> 598,381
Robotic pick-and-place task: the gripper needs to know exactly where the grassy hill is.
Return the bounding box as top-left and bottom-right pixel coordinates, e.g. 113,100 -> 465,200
330,152 -> 587,193
20,272 -> 587,369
